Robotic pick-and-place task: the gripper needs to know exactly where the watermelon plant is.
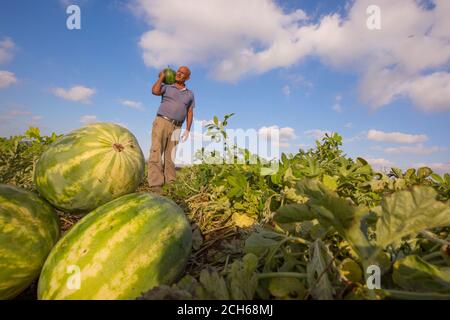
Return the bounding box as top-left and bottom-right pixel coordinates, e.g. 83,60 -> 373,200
0,184 -> 60,299
34,122 -> 145,213
1,114 -> 449,300
0,127 -> 61,190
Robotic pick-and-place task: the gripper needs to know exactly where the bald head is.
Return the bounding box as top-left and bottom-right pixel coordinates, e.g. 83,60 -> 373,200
180,66 -> 191,76
175,66 -> 191,84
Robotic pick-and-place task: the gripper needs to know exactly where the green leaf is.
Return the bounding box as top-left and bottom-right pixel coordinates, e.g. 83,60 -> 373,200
431,173 -> 444,184
227,186 -> 243,199
353,164 -> 372,176
260,166 -> 278,176
445,173 -> 450,184
322,175 -> 338,191
228,253 -> 259,299
338,258 -> 363,283
224,113 -> 235,121
356,157 -> 368,166
391,167 -> 403,178
282,186 -> 308,203
274,204 -> 315,223
309,223 -> 330,240
25,127 -> 40,139
296,179 -> 373,260
376,186 -> 450,248
404,168 -> 416,179
199,269 -> 230,299
417,167 -> 432,179
213,116 -> 219,125
244,228 -> 284,256
268,277 -> 306,299
307,239 -> 335,300
392,255 -> 450,293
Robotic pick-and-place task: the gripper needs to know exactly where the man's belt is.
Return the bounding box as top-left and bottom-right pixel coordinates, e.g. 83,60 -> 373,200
157,114 -> 183,127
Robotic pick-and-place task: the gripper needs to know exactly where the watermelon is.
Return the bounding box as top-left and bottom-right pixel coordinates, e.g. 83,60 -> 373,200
34,122 -> 145,213
163,67 -> 176,85
37,192 -> 192,300
0,184 -> 60,300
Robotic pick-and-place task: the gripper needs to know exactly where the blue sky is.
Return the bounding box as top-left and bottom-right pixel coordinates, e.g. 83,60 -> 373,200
0,0 -> 449,173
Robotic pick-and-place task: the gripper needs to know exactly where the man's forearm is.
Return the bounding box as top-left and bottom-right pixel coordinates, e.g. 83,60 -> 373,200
185,111 -> 193,131
152,78 -> 163,95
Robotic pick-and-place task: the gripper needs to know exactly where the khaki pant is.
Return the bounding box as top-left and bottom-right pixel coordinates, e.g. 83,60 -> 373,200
147,116 -> 182,188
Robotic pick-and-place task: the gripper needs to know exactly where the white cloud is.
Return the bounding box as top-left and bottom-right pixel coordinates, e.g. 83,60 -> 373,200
332,103 -> 342,113
8,110 -> 32,116
413,162 -> 450,174
0,109 -> 43,131
258,125 -> 296,148
279,127 -> 296,140
366,158 -> 395,170
258,126 -> 278,140
406,72 -> 450,112
133,0 -> 450,110
344,122 -> 352,128
120,99 -> 145,111
384,144 -> 445,155
305,129 -> 331,140
0,70 -> 18,88
52,85 -> 96,103
80,115 -> 97,124
31,115 -> 44,122
332,94 -> 343,112
0,109 -> 32,122
282,72 -> 314,93
0,37 -> 15,64
134,0 -> 309,82
282,85 -> 290,97
367,129 -> 428,144
346,131 -> 366,143
259,125 -> 296,140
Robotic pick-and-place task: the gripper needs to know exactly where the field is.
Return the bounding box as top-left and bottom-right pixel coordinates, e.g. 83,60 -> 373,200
1,117 -> 450,300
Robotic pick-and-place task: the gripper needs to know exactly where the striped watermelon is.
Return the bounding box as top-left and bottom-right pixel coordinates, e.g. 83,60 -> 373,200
0,184 -> 60,300
34,122 -> 145,213
37,192 -> 192,300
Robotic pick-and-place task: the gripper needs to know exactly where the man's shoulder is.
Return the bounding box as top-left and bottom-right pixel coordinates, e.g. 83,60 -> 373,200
186,87 -> 194,96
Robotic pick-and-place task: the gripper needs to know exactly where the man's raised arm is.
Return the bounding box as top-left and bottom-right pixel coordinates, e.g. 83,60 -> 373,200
152,70 -> 165,96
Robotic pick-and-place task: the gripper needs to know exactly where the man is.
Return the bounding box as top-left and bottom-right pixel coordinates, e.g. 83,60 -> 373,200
148,66 -> 195,194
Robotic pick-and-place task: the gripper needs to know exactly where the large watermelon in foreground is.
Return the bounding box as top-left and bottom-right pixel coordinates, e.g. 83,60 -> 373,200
37,192 -> 192,300
34,122 -> 145,213
0,184 -> 60,300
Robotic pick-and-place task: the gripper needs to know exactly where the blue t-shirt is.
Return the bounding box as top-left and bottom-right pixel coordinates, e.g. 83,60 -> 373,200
156,84 -> 195,123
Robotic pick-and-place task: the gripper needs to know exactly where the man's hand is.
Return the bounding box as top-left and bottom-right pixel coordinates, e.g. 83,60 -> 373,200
152,70 -> 166,95
158,70 -> 165,81
181,130 -> 190,142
